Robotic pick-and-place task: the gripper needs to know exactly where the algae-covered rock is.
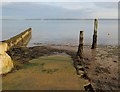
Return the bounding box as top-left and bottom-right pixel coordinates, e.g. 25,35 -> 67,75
0,42 -> 14,74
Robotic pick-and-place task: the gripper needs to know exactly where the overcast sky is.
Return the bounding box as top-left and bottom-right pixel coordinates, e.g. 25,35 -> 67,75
1,1 -> 118,19
1,0 -> 119,2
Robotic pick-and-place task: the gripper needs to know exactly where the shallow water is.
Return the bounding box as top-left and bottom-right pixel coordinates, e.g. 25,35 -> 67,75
1,19 -> 118,46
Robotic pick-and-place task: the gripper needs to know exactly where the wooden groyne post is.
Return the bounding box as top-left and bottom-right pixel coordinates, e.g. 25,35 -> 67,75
91,19 -> 98,49
77,31 -> 84,59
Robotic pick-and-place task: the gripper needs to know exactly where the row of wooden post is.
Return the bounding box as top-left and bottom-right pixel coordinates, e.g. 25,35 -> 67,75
77,19 -> 98,58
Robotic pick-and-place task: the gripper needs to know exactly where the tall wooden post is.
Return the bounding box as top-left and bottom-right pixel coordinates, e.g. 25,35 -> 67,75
91,19 -> 98,49
77,31 -> 84,59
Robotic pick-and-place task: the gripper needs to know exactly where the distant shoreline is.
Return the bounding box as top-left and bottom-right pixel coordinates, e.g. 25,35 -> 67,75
0,18 -> 118,20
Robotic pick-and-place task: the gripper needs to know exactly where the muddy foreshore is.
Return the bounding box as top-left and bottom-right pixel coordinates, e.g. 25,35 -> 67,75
6,44 -> 119,91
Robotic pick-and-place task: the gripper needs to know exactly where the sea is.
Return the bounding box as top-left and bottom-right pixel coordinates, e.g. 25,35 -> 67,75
1,19 -> 118,46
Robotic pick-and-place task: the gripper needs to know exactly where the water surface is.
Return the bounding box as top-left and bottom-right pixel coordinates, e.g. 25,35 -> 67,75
1,19 -> 118,46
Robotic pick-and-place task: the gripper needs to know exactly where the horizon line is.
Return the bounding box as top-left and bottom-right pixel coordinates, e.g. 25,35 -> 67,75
0,18 -> 118,20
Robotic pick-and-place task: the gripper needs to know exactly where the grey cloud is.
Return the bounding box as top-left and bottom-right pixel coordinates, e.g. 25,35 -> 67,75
2,2 -> 92,19
94,2 -> 118,9
2,2 -> 117,19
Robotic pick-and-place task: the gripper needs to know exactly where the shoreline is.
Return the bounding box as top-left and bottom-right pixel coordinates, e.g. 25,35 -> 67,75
28,42 -> 118,48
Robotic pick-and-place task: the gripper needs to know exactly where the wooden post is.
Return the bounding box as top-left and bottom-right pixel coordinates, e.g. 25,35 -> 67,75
77,31 -> 84,59
91,19 -> 98,49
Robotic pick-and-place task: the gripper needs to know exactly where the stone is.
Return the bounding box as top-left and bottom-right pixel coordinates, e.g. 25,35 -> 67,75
78,70 -> 84,75
113,61 -> 117,63
84,83 -> 95,92
0,42 -> 14,74
0,42 -> 8,54
76,65 -> 84,71
0,52 -> 14,74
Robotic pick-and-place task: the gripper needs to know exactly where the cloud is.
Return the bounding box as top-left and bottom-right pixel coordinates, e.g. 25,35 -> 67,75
43,2 -> 96,10
2,2 -> 118,19
41,2 -> 118,18
92,8 -> 118,19
93,2 -> 118,19
94,2 -> 118,9
1,0 -> 119,2
2,3 -> 81,19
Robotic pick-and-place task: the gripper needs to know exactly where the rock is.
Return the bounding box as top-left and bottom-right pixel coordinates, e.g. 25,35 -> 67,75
0,42 -> 8,54
81,73 -> 89,79
0,52 -> 14,74
76,65 -> 84,71
112,77 -> 117,80
84,83 -> 95,92
113,61 -> 117,63
0,42 -> 14,74
85,66 -> 89,69
78,70 -> 84,75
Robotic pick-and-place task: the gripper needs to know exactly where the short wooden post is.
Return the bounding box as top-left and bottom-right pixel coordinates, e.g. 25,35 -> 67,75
77,31 -> 84,59
91,19 -> 98,49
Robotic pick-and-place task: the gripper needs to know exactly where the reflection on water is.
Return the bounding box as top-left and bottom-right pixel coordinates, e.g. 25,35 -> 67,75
1,19 -> 118,46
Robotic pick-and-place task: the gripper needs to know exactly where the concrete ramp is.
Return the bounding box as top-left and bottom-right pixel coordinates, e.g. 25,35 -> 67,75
2,55 -> 88,90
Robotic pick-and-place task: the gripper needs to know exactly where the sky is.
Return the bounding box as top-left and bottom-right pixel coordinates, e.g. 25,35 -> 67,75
0,0 -> 118,19
1,0 -> 119,2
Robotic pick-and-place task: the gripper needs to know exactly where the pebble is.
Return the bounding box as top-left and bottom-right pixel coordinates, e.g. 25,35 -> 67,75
113,61 -> 117,63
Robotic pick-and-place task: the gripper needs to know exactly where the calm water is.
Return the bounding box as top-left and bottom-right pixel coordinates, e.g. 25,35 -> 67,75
1,19 -> 118,46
